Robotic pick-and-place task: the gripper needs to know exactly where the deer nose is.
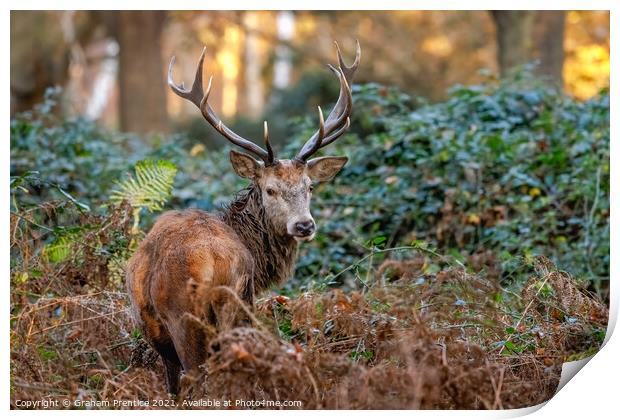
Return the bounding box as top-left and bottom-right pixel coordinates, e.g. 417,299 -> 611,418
294,220 -> 316,237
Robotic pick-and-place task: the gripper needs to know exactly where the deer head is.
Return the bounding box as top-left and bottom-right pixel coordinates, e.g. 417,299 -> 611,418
168,41 -> 360,241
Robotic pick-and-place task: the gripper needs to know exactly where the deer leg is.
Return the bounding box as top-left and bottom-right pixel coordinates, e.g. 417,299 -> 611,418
145,327 -> 182,395
160,348 -> 182,396
136,307 -> 183,395
167,316 -> 209,387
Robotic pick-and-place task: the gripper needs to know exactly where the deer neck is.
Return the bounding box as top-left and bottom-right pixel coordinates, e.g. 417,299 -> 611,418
222,186 -> 299,293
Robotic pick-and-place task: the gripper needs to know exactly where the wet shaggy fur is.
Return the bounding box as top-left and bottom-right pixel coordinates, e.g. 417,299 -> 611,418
222,186 -> 299,291
125,184 -> 298,395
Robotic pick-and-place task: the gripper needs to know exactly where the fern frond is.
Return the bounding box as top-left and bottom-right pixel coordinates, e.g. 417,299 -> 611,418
42,230 -> 84,264
110,160 -> 177,212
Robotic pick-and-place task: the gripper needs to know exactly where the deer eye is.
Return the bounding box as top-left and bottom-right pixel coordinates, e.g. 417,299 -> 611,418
266,187 -> 277,196
309,185 -> 314,193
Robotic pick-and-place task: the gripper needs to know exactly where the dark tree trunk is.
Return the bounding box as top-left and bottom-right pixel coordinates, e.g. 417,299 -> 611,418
117,11 -> 168,134
10,11 -> 71,115
490,11 -> 535,76
533,11 -> 566,87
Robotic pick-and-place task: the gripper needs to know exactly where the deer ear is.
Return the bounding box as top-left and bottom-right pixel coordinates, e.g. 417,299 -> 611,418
306,156 -> 348,182
230,150 -> 263,179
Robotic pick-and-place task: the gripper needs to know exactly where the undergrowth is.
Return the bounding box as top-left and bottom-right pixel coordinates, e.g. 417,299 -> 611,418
11,240 -> 608,408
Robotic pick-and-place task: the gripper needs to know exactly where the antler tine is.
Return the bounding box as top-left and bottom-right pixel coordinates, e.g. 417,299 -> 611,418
319,117 -> 350,148
335,39 -> 361,85
264,121 -> 274,164
169,47 -> 273,164
296,66 -> 351,161
324,64 -> 353,132
301,106 -> 326,160
296,41 -> 359,162
168,47 -> 206,107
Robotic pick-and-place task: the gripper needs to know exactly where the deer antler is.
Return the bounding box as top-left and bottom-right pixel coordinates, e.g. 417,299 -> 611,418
295,40 -> 361,163
168,47 -> 275,165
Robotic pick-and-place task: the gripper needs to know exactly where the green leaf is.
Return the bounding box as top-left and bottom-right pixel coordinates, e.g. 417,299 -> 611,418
42,226 -> 90,264
57,186 -> 91,212
350,350 -> 374,362
14,272 -> 29,285
373,236 -> 387,246
277,318 -> 294,340
42,234 -> 77,264
110,159 -> 177,212
37,346 -> 57,361
502,340 -> 525,355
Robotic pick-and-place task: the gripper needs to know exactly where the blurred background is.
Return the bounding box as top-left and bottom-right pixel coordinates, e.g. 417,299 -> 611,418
10,10 -> 610,142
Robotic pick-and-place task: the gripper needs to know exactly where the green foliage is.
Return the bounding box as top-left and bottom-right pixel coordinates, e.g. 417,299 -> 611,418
110,160 -> 178,212
286,78 -> 609,293
42,228 -> 85,264
37,345 -> 57,362
350,350 -> 374,362
10,89 -> 132,208
10,73 -> 610,296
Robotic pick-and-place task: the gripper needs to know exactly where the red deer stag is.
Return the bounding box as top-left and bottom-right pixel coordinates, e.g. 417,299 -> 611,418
126,41 -> 360,395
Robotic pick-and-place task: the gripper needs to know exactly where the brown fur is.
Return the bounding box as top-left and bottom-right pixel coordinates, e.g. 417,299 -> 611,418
126,157 -> 346,395
222,186 -> 298,291
126,188 -> 299,395
126,209 -> 256,394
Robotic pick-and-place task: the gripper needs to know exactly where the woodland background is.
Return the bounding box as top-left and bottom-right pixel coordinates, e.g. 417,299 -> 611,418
10,10 -> 610,409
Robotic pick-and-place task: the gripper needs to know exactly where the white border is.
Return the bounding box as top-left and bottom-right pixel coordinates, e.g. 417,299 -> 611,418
3,1 -> 617,11
3,2 -> 616,419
